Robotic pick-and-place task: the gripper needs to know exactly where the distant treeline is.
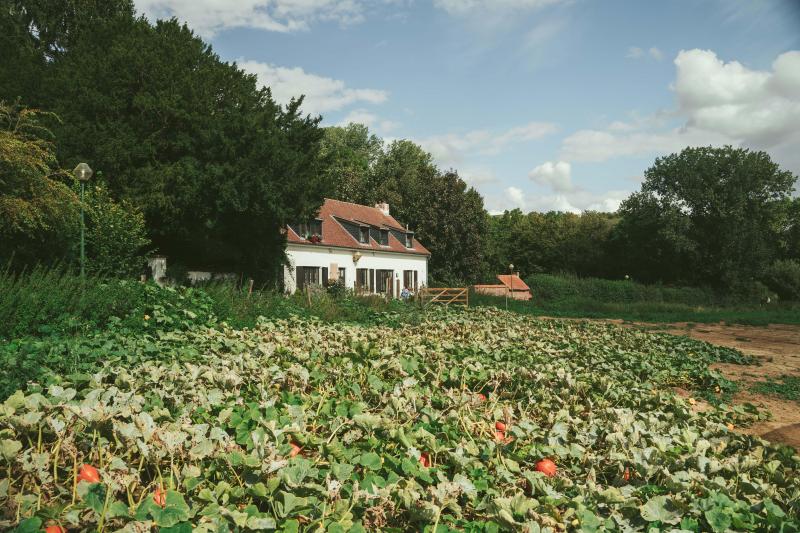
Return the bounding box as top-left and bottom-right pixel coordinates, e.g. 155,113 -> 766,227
1,2 -> 798,299
483,147 -> 800,300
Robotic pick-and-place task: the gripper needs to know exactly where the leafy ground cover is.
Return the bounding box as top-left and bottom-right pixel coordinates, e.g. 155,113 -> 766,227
2,306 -> 799,532
753,376 -> 800,403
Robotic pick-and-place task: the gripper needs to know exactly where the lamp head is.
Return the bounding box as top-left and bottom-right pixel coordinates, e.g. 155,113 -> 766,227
73,163 -> 93,182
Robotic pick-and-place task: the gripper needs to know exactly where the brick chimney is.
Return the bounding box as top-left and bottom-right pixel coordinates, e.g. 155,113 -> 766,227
375,202 -> 390,216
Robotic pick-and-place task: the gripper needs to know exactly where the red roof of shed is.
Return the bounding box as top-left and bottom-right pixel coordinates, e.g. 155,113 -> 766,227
496,274 -> 530,291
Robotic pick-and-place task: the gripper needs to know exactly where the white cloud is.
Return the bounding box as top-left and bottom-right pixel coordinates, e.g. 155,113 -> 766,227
238,60 -> 388,116
433,0 -> 566,16
562,49 -> 800,175
649,47 -> 663,61
627,46 -> 664,61
528,161 -> 573,192
486,186 -> 629,214
540,189 -> 628,213
521,17 -> 567,51
460,167 -> 499,185
136,0 -> 369,36
561,127 -> 730,163
626,46 -> 644,59
505,186 -> 526,208
419,121 -> 557,168
674,49 -> 800,147
338,109 -> 399,133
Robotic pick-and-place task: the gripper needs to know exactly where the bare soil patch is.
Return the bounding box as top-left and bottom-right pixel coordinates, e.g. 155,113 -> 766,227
548,317 -> 800,448
644,322 -> 800,449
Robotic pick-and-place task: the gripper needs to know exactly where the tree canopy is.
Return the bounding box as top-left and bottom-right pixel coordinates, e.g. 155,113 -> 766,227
3,3 -> 798,296
1,2 -> 328,281
322,127 -> 489,283
0,103 -> 79,265
614,146 -> 796,287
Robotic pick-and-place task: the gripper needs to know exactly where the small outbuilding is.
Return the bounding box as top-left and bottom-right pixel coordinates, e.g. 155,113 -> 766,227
474,274 -> 532,301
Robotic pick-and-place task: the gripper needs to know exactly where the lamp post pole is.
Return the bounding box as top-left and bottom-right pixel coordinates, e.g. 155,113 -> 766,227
74,163 -> 93,276
508,263 -> 514,310
80,181 -> 85,276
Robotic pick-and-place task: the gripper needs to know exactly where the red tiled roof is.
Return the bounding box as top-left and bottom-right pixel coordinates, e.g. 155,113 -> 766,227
287,198 -> 430,256
496,274 -> 530,291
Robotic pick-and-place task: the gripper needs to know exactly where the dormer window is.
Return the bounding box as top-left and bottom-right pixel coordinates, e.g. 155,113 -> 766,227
359,226 -> 369,244
298,219 -> 322,240
379,229 -> 389,246
404,233 -> 413,248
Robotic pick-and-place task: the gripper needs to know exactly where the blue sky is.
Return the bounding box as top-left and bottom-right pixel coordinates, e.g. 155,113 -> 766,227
136,0 -> 800,213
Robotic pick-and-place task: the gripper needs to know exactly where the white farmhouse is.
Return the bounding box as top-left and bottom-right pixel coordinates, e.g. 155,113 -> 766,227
284,199 -> 430,297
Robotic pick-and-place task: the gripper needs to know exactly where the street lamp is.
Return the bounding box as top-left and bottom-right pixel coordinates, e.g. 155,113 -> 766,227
74,163 -> 93,276
506,263 -> 514,310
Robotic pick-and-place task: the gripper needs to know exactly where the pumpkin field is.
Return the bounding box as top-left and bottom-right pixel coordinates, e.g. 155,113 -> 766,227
2,305 -> 799,532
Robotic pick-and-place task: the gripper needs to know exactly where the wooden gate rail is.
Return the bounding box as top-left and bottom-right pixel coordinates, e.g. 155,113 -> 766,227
418,287 -> 469,307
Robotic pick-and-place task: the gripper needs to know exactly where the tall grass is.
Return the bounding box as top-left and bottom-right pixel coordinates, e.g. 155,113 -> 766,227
527,273 -> 722,306
1,268 -> 424,339
0,265 -> 150,337
197,281 -> 415,327
471,274 -> 800,325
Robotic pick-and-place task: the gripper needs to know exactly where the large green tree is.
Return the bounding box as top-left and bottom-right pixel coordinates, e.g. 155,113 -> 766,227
485,210 -> 618,280
1,4 -> 328,280
614,146 -> 797,287
1,102 -> 149,273
321,123 -> 382,204
323,133 -> 489,284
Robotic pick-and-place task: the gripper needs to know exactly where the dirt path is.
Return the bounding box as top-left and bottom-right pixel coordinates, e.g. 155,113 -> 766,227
656,322 -> 800,449
543,316 -> 800,448
618,321 -> 800,449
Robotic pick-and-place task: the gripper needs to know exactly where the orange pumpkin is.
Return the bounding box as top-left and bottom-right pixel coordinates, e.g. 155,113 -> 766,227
289,442 -> 302,457
535,459 -> 557,477
153,487 -> 166,507
77,464 -> 100,483
419,452 -> 430,468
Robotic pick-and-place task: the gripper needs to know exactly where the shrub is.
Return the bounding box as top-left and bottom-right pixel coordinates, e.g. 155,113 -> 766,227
0,267 -> 217,338
727,280 -> 774,305
0,103 -> 79,265
81,182 -> 151,277
525,273 -> 716,306
762,259 -> 800,301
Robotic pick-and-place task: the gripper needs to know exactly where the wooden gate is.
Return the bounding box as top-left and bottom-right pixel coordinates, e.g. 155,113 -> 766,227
418,287 -> 469,307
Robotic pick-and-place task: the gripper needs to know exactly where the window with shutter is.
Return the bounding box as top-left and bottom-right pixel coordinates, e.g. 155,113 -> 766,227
296,267 -> 320,290
356,268 -> 368,291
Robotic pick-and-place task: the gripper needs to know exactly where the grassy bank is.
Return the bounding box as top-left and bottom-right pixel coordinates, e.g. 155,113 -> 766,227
472,274 -> 800,325
0,268 -> 419,339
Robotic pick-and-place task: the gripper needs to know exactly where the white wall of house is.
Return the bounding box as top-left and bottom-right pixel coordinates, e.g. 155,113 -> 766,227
284,244 -> 428,297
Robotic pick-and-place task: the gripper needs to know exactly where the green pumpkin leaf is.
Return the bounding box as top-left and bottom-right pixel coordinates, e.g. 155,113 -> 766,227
640,495 -> 680,525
